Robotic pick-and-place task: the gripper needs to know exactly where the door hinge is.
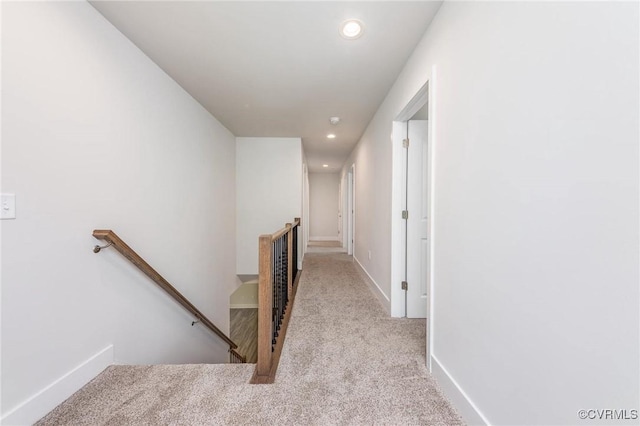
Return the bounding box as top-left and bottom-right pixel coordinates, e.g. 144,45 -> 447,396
401,281 -> 408,290
402,210 -> 409,220
402,138 -> 410,148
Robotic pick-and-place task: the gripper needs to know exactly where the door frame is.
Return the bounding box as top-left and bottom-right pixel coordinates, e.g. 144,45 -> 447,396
302,162 -> 309,269
342,173 -> 348,249
390,71 -> 436,371
337,181 -> 342,243
405,119 -> 429,319
347,164 -> 355,255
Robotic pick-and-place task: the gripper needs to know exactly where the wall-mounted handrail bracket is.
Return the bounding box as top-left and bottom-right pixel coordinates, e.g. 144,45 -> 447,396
93,241 -> 113,253
192,320 -> 200,326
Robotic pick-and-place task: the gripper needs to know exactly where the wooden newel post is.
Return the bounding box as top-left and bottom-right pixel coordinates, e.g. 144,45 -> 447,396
256,234 -> 273,377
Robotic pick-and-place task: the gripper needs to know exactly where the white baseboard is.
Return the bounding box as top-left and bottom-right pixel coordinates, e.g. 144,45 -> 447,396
431,354 -> 490,426
230,303 -> 258,309
1,345 -> 114,426
309,236 -> 339,241
353,256 -> 390,314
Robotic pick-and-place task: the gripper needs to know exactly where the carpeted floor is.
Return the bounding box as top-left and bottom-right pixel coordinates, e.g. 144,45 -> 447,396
37,253 -> 464,425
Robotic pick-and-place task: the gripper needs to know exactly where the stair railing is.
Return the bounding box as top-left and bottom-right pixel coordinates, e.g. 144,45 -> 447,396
252,217 -> 301,384
92,229 -> 246,364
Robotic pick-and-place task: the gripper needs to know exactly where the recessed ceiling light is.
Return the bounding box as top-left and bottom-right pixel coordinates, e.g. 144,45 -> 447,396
327,134 -> 336,139
340,19 -> 364,40
322,164 -> 329,168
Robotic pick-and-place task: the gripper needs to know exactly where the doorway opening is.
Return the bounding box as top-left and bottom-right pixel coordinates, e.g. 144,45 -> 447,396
307,171 -> 345,253
302,162 -> 310,266
390,77 -> 435,370
346,164 -> 355,255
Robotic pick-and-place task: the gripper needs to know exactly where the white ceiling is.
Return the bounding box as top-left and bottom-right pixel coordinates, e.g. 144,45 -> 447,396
90,1 -> 442,173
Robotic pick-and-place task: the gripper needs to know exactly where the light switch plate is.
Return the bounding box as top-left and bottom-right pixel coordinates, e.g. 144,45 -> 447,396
1,194 -> 16,219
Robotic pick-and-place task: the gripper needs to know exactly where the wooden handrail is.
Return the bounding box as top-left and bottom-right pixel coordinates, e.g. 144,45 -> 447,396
269,218 -> 301,242
270,225 -> 290,242
93,230 -> 243,359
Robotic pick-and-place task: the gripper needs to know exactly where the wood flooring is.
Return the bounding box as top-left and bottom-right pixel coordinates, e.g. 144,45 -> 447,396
308,240 -> 341,247
230,308 -> 258,363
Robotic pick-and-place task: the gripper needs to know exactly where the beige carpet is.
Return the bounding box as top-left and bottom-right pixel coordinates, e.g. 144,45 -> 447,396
37,253 -> 464,425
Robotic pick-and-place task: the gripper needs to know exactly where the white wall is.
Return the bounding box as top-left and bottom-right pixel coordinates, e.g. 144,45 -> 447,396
236,137 -> 302,275
341,119 -> 391,297
344,2 -> 639,424
1,2 -> 237,423
309,173 -> 340,240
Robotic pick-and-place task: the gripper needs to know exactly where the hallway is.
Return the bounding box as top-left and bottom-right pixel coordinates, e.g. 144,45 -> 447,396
37,253 -> 462,424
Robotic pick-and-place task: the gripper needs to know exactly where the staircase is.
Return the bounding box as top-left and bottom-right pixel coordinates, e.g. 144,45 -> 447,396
36,253 -> 464,425
93,230 -> 247,363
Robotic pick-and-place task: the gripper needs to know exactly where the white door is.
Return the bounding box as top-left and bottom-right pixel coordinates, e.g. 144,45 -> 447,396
406,120 -> 429,318
347,168 -> 354,255
303,164 -> 310,263
337,182 -> 342,242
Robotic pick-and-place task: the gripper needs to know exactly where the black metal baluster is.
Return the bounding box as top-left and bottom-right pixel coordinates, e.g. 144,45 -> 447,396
269,232 -> 294,354
276,237 -> 281,333
278,237 -> 283,332
292,225 -> 298,284
279,235 -> 285,322
272,240 -> 277,351
284,233 -> 289,307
